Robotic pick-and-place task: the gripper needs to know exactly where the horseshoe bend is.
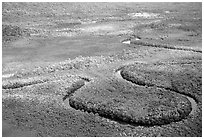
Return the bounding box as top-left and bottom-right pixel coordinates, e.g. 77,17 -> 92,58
2,2 -> 202,137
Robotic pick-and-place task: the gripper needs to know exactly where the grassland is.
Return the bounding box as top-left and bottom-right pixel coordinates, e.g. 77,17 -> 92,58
2,2 -> 202,137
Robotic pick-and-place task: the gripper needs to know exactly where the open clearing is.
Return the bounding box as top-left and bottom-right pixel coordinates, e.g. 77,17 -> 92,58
2,2 -> 202,137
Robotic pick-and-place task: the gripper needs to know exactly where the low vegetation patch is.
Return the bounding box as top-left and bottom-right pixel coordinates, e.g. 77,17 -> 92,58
2,24 -> 30,43
120,61 -> 202,103
69,79 -> 192,126
2,77 -> 49,89
14,56 -> 116,78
